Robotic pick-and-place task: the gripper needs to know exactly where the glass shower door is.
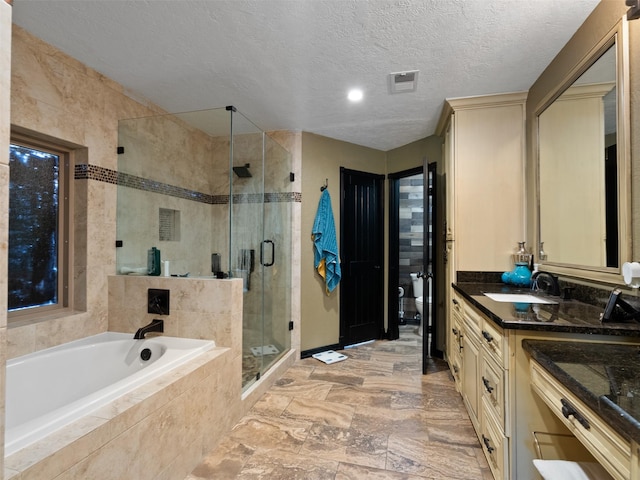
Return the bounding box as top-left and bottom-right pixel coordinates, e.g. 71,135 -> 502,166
260,134 -> 291,378
229,111 -> 291,390
228,109 -> 265,388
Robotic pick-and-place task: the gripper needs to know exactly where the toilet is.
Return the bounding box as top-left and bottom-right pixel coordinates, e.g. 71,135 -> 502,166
410,273 -> 424,336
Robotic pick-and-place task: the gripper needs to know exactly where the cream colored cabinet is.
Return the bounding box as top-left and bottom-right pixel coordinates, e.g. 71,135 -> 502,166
437,92 -> 527,277
439,92 -> 526,420
449,292 -> 464,389
530,360 -> 632,480
461,319 -> 481,428
454,296 -> 511,479
452,295 -> 639,480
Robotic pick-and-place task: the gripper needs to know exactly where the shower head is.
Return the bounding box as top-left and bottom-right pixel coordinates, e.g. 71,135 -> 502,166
232,163 -> 252,178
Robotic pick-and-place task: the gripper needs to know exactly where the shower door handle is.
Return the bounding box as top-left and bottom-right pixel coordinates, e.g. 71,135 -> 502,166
260,240 -> 275,267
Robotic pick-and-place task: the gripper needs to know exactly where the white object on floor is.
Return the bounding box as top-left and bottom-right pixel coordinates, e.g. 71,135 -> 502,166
250,345 -> 280,356
532,459 -> 613,480
312,350 -> 347,364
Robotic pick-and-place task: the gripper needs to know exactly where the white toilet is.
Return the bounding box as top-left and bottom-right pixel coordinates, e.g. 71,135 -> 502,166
410,273 -> 424,336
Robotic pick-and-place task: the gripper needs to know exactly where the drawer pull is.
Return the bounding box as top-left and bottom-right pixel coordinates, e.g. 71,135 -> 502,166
452,298 -> 459,305
482,376 -> 494,394
453,364 -> 459,374
482,330 -> 494,343
452,327 -> 459,336
482,434 -> 495,454
561,398 -> 590,430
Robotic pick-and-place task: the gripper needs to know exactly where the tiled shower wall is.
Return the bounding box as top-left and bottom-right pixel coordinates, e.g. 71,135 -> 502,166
8,25 -> 301,359
1,1 -> 13,470
398,174 -> 424,319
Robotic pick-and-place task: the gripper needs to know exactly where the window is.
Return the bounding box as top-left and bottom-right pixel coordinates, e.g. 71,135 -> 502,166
8,135 -> 71,317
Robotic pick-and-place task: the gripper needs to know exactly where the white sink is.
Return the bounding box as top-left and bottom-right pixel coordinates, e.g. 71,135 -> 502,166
483,293 -> 558,304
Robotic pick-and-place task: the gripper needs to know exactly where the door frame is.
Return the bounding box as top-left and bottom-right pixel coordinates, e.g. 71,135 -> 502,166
387,166 -> 423,341
388,164 -> 443,371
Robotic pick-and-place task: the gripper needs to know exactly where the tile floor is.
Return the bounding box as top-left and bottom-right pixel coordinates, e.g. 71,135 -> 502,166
186,325 -> 492,479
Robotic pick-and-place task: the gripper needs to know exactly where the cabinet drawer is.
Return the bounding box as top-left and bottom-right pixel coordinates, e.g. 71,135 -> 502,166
452,291 -> 465,316
480,317 -> 506,368
480,405 -> 508,480
530,361 -> 630,480
481,354 -> 507,434
464,302 -> 483,335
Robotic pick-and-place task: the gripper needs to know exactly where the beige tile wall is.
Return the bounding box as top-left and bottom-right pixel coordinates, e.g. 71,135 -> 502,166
1,2 -> 13,472
6,22 -> 301,476
9,24 -> 301,356
9,25 -> 164,357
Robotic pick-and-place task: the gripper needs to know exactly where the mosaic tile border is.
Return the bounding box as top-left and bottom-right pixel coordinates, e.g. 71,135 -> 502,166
74,164 -> 301,204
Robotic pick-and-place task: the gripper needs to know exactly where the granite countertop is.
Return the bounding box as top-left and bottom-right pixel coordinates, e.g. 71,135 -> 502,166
522,339 -> 640,445
452,282 -> 640,337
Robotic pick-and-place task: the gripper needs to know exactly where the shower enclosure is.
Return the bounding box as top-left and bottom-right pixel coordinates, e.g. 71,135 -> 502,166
116,106 -> 292,390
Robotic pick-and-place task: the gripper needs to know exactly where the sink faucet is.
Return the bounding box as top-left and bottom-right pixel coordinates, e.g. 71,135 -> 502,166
134,319 -> 164,339
530,271 -> 561,296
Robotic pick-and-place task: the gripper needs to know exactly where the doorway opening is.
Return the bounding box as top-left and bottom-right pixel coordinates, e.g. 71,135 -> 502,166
388,164 -> 439,368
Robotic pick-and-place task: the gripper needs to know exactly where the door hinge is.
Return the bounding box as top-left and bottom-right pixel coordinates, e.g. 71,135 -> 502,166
289,321 -> 294,331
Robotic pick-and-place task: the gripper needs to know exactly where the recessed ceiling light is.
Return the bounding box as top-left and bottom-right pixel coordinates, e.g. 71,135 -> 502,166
348,89 -> 363,102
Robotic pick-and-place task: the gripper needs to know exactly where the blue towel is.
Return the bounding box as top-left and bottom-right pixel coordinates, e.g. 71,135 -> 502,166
312,189 -> 341,294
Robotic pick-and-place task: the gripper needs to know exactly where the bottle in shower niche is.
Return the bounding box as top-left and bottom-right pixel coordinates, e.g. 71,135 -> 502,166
147,247 -> 161,276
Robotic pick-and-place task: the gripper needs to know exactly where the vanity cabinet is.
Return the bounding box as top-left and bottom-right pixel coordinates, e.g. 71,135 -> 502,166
452,294 -> 511,479
448,289 -> 628,480
530,360 -> 631,480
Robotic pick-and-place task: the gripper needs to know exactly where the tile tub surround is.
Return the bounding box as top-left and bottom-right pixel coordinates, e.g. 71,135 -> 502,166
3,275 -> 255,479
108,276 -> 243,353
4,344 -> 237,480
187,326 -> 493,479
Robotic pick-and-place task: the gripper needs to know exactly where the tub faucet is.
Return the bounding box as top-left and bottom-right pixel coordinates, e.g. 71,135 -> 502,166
134,319 -> 164,339
530,271 -> 561,296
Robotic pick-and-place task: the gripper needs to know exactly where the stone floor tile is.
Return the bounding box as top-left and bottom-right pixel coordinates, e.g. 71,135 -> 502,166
186,326 -> 490,480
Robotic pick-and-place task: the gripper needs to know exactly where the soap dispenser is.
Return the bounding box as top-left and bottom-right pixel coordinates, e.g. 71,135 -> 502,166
147,247 -> 161,276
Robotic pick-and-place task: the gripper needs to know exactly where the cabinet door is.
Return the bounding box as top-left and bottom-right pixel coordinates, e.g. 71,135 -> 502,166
481,404 -> 509,480
449,312 -> 463,389
481,354 -> 506,433
453,100 -> 525,272
461,330 -> 481,429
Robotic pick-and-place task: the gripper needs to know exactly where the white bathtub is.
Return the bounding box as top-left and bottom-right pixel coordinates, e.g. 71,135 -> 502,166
5,332 -> 214,456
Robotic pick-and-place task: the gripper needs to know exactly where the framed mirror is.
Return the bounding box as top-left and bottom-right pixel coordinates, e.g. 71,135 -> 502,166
536,19 -> 630,280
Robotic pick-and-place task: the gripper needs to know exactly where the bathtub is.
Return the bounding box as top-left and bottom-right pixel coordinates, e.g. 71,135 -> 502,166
5,331 -> 214,457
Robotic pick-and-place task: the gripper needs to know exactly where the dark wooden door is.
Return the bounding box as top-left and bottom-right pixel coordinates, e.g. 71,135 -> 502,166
340,168 -> 385,347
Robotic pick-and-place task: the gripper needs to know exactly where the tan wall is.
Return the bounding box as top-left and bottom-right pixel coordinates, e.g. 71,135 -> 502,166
300,132 -> 386,351
386,136 -> 442,173
526,1 -> 634,259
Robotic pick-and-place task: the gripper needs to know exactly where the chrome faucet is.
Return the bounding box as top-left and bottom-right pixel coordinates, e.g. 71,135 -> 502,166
134,319 -> 164,339
530,271 -> 561,296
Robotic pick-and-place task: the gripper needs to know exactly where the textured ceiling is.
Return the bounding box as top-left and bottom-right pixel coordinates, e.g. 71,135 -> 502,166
12,0 -> 601,151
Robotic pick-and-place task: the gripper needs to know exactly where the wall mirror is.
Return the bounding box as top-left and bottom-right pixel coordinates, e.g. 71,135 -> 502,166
537,20 -> 630,279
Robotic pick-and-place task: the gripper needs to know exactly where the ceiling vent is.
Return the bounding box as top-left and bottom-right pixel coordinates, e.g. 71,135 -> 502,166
389,70 -> 419,94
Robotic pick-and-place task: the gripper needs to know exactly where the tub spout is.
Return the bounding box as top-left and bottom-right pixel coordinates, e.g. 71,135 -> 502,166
134,319 -> 164,339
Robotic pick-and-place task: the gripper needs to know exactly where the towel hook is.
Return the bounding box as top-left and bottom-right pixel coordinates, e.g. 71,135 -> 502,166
320,179 -> 328,191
